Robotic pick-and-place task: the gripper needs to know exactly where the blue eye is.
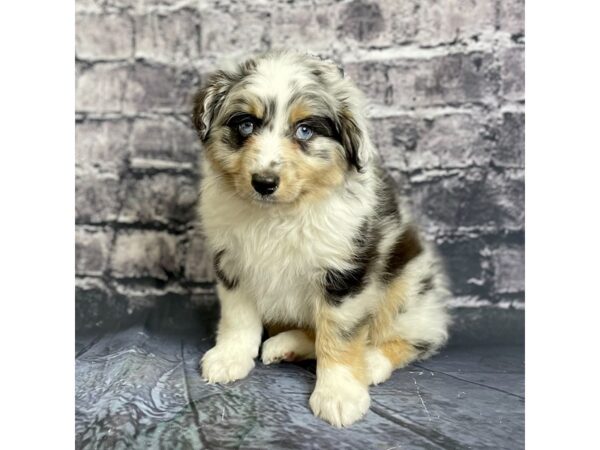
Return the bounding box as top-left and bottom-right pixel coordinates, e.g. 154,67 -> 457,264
238,120 -> 254,136
295,124 -> 313,141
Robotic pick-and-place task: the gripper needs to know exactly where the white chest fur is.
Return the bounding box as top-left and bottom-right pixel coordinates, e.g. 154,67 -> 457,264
199,172 -> 375,326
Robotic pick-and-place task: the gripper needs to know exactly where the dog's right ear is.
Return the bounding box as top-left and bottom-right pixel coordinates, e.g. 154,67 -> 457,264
192,70 -> 237,142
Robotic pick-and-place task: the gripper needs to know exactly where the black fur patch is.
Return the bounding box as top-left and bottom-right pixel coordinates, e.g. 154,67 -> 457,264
412,341 -> 434,356
324,266 -> 368,305
224,113 -> 262,149
323,221 -> 379,306
381,226 -> 424,284
310,68 -> 323,80
294,116 -> 337,155
376,174 -> 401,221
192,71 -> 243,142
339,314 -> 372,340
335,108 -> 363,172
214,250 -> 238,290
191,59 -> 257,142
263,97 -> 277,130
297,116 -> 336,139
418,275 -> 435,296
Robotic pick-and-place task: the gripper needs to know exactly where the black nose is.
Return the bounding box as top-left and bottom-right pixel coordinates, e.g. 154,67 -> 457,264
251,173 -> 279,196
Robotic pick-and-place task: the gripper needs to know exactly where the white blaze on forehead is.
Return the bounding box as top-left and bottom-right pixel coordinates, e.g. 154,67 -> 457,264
245,56 -> 315,171
250,54 -> 310,100
254,132 -> 282,170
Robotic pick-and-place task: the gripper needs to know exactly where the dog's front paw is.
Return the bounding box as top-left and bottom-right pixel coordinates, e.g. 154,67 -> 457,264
309,367 -> 370,427
200,346 -> 255,384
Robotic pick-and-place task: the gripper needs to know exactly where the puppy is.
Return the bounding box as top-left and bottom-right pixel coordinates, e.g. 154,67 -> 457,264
193,51 -> 450,427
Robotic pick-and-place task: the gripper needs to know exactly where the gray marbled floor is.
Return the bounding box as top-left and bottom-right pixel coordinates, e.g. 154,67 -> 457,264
76,303 -> 524,450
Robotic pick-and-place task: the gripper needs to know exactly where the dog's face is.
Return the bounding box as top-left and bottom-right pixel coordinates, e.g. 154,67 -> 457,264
193,52 -> 370,205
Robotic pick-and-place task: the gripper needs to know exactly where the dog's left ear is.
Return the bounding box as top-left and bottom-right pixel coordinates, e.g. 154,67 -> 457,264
315,58 -> 372,172
336,108 -> 363,171
192,70 -> 236,142
336,106 -> 373,172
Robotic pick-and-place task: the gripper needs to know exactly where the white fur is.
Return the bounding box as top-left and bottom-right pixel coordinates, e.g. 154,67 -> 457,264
200,284 -> 263,383
261,330 -> 316,364
200,166 -> 378,328
365,347 -> 394,385
309,365 -> 371,428
392,243 -> 451,352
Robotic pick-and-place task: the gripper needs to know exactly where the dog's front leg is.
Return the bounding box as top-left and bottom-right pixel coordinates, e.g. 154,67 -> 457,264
201,284 -> 262,383
310,299 -> 371,427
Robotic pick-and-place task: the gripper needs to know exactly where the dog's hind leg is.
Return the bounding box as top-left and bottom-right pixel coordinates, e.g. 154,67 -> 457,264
365,339 -> 420,385
261,329 -> 316,364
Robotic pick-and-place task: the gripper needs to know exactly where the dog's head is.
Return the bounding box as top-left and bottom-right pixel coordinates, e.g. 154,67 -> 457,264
192,51 -> 373,205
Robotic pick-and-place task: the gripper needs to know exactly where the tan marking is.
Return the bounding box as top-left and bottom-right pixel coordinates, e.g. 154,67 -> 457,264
289,101 -> 312,125
378,338 -> 419,369
216,90 -> 263,122
246,95 -> 263,118
280,138 -> 347,205
204,98 -> 347,207
368,276 -> 410,345
315,304 -> 369,385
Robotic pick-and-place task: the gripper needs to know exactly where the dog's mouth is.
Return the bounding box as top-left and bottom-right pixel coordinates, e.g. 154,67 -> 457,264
246,190 -> 300,207
251,194 -> 278,204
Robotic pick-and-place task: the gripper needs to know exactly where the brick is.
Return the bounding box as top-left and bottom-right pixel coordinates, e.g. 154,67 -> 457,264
184,232 -> 214,283
490,245 -> 525,294
500,46 -> 525,101
75,227 -> 114,276
411,114 -> 494,169
409,169 -> 524,233
415,0 -> 496,46
347,52 -> 500,107
494,112 -> 524,168
124,63 -> 199,114
376,0 -> 421,45
75,0 -> 102,13
389,1 -> 420,44
134,9 -> 201,63
371,114 -> 494,171
118,173 -> 198,226
390,52 -> 500,107
345,61 -> 392,105
337,0 -> 422,46
76,13 -> 133,60
198,5 -> 271,55
76,171 -> 120,223
130,117 -> 200,166
110,230 -> 181,280
270,2 -> 339,51
75,278 -> 127,331
370,116 -> 417,171
450,308 -> 524,346
76,119 -> 130,171
339,0 -> 385,42
76,63 -> 129,113
438,238 -> 487,296
498,0 -> 525,37
75,0 -> 136,13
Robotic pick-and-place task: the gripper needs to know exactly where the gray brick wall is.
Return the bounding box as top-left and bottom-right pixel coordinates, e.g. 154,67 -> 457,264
75,0 -> 524,336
